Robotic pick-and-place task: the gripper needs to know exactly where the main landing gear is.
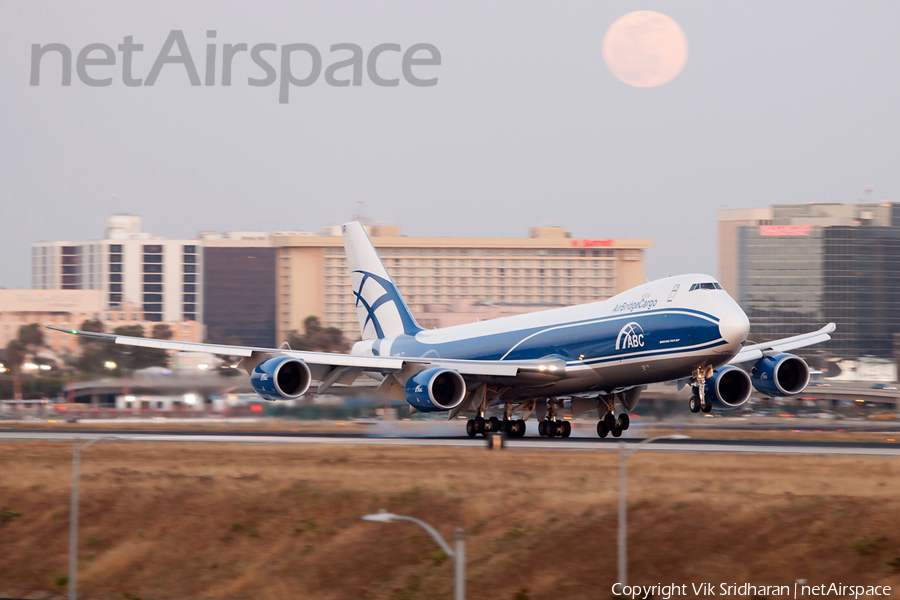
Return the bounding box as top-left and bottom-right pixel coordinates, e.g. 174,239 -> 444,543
465,416 -> 526,438
597,411 -> 629,438
538,397 -> 571,438
538,419 -> 571,438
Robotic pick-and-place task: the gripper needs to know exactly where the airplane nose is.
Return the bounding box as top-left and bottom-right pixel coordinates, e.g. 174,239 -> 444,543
719,306 -> 750,346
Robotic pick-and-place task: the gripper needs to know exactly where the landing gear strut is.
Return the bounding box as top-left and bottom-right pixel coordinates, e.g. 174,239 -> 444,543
466,395 -> 526,439
690,366 -> 713,414
501,402 -> 526,438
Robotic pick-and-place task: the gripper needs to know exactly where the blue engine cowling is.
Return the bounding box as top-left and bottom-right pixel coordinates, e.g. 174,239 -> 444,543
750,353 -> 810,397
404,367 -> 467,412
704,366 -> 753,409
250,356 -> 312,401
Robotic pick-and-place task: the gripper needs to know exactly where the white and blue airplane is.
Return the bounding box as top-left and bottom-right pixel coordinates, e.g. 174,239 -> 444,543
51,222 -> 835,439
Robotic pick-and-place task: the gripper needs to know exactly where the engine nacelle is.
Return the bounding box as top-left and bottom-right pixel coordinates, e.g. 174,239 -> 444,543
404,367 -> 467,412
704,366 -> 753,409
250,356 -> 312,401
750,353 -> 810,397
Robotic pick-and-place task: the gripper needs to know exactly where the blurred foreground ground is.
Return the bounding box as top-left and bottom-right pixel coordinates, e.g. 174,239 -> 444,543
2,442 -> 900,599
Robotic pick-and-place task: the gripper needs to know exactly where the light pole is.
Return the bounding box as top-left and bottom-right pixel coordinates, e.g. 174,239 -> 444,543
69,436 -> 124,600
616,434 -> 690,587
363,510 -> 465,600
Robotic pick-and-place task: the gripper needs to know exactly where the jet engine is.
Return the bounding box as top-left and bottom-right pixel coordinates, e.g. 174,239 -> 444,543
750,353 -> 810,397
404,367 -> 467,412
250,356 -> 312,401
704,366 -> 753,409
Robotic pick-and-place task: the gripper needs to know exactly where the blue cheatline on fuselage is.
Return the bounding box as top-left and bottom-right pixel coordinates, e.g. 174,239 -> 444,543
378,307 -> 726,365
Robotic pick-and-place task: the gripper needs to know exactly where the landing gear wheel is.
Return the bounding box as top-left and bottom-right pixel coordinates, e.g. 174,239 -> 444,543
488,416 -> 501,432
701,399 -> 712,414
561,421 -> 572,438
546,421 -> 558,438
611,425 -> 623,438
517,419 -> 527,437
538,421 -> 547,437
618,413 -> 630,431
466,420 -> 477,438
603,412 -> 616,431
473,417 -> 485,434
689,396 -> 701,413
502,419 -> 512,435
597,421 -> 609,438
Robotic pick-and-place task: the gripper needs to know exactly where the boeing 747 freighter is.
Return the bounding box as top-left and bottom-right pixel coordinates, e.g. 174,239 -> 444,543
51,222 -> 834,438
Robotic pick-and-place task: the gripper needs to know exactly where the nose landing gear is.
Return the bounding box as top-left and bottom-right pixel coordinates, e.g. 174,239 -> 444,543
689,366 -> 713,414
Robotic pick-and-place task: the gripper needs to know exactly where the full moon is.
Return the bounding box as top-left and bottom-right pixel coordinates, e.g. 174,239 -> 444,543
602,11 -> 689,88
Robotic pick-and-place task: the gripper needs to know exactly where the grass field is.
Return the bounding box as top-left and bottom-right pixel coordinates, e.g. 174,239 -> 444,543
2,441 -> 900,599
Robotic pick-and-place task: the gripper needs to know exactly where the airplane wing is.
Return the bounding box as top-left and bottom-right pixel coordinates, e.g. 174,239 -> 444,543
46,326 -> 565,382
728,323 -> 836,365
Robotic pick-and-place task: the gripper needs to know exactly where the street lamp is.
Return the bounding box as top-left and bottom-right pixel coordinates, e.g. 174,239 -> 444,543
69,436 -> 124,600
362,510 -> 465,600
616,434 -> 690,587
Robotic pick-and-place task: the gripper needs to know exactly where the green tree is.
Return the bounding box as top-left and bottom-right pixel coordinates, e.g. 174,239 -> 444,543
4,340 -> 27,400
152,324 -> 173,340
4,340 -> 26,376
286,316 -> 348,353
17,323 -> 44,348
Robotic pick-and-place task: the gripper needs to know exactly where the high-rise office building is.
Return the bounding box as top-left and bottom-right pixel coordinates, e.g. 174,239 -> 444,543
719,202 -> 900,358
201,232 -> 277,347
32,215 -> 202,323
274,224 -> 652,342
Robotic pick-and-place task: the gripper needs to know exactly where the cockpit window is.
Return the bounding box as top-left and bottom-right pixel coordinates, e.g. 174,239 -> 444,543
689,282 -> 723,291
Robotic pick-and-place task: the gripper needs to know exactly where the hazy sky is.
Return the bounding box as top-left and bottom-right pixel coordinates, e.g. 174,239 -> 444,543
1,1 -> 898,288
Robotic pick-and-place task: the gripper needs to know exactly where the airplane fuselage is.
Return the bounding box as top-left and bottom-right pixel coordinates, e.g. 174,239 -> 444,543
352,274 -> 751,399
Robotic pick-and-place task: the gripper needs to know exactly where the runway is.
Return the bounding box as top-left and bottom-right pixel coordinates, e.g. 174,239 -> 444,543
3,429 -> 900,456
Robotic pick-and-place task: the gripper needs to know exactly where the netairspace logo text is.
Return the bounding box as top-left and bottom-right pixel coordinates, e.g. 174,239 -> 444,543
30,30 -> 441,103
612,582 -> 892,600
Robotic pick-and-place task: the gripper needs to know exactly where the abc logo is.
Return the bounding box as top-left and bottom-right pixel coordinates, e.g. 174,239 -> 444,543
616,322 -> 645,350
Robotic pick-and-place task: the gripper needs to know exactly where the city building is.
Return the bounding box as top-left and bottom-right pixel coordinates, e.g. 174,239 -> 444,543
718,202 -> 900,359
29,215 -> 652,348
201,232 -> 277,347
32,215 -> 202,323
0,289 -> 202,362
274,224 -> 652,342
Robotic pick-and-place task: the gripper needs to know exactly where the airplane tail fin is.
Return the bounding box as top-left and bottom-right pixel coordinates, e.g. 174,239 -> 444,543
341,221 -> 422,340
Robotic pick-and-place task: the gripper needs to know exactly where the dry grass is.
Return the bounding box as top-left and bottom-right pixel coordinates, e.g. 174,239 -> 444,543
2,442 -> 900,599
1,419 -> 370,434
